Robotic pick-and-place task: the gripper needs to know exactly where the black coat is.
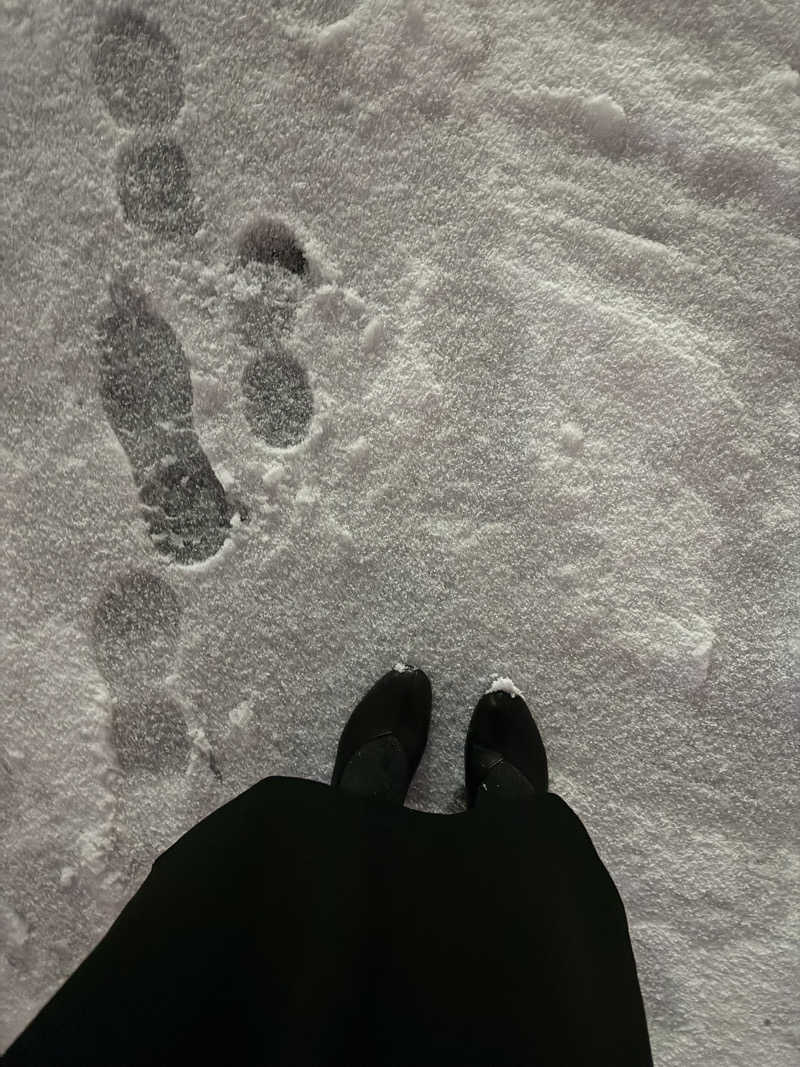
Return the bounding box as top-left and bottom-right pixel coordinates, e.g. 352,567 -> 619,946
2,775 -> 653,1065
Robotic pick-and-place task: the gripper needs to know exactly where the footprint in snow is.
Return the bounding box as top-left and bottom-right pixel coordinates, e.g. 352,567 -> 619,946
91,570 -> 192,774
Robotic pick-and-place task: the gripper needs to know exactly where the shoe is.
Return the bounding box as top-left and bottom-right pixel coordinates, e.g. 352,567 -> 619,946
331,664 -> 432,805
464,679 -> 548,810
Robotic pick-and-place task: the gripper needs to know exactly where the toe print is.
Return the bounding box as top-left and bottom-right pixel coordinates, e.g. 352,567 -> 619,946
241,348 -> 314,447
230,216 -> 310,345
116,136 -> 201,237
235,215 -> 309,277
91,570 -> 181,693
97,280 -> 242,563
91,5 -> 184,127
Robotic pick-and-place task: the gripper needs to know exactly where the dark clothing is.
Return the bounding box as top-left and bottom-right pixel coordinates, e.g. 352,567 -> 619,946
2,775 -> 653,1065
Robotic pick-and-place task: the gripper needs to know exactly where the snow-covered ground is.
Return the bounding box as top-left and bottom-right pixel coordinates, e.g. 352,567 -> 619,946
2,0 -> 798,1061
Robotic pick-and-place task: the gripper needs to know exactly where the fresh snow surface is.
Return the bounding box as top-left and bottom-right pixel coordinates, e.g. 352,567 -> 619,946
1,0 -> 799,1062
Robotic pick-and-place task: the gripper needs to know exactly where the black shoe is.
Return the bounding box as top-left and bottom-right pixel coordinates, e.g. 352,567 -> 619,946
464,682 -> 548,810
331,665 -> 432,805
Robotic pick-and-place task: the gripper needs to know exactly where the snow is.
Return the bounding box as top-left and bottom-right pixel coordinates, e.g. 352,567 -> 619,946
1,0 -> 799,1062
486,676 -> 525,700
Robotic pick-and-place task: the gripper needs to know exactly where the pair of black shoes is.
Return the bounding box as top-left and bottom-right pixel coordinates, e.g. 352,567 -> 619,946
330,665 -> 548,809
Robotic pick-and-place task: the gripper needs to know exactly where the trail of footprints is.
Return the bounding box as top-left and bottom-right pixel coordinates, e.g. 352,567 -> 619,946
89,6 -> 320,774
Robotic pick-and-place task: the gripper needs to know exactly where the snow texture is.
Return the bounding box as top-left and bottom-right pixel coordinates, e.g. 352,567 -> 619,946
1,0 -> 799,1062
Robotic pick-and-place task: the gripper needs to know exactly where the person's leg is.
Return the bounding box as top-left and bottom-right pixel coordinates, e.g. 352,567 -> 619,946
2,773 -> 392,1067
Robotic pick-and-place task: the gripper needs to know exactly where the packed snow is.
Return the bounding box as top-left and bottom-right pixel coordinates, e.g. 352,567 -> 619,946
1,0 -> 798,1062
